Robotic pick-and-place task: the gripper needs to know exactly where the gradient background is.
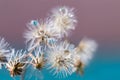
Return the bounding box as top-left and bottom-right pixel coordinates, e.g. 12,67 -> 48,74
0,0 -> 120,80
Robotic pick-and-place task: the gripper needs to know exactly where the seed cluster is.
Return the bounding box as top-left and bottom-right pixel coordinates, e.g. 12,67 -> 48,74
0,6 -> 97,80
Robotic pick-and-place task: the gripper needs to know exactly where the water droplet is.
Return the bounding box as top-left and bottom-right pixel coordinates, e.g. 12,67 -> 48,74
30,20 -> 39,26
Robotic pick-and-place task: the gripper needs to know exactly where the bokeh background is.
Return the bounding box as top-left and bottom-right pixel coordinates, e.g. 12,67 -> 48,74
0,0 -> 120,80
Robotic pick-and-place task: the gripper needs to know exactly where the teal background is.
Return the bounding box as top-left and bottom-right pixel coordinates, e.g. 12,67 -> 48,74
0,47 -> 120,80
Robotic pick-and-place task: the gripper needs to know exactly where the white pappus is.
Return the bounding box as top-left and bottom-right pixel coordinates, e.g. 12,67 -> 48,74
24,20 -> 60,51
50,6 -> 77,37
46,40 -> 75,78
0,37 -> 11,69
6,49 -> 28,77
72,38 -> 98,75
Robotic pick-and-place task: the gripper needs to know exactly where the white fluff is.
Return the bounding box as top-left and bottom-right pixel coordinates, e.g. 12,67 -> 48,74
50,6 -> 77,37
28,46 -> 45,69
24,20 -> 60,51
46,41 -> 75,78
0,37 -> 11,69
74,38 -> 98,66
6,49 -> 27,72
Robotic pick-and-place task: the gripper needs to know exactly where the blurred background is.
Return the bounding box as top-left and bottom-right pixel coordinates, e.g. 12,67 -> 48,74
0,0 -> 120,80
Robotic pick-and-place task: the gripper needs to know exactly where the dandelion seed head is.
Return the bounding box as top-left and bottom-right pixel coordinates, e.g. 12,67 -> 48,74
6,49 -> 27,77
24,20 -> 60,51
74,38 -> 97,66
0,37 -> 11,69
47,41 -> 75,77
50,6 -> 77,37
29,47 -> 46,70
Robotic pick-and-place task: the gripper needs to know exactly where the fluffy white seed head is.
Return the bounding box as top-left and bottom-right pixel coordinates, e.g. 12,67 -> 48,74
24,20 -> 60,51
74,38 -> 98,66
46,41 -> 75,78
50,6 -> 77,37
6,49 -> 27,77
0,37 -> 11,69
28,46 -> 46,70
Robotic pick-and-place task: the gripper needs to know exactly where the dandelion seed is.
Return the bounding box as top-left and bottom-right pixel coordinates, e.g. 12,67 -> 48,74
47,40 -> 75,78
6,49 -> 27,77
28,46 -> 46,70
73,38 -> 97,75
0,37 -> 11,69
23,47 -> 45,80
50,6 -> 77,37
24,20 -> 60,51
74,60 -> 84,75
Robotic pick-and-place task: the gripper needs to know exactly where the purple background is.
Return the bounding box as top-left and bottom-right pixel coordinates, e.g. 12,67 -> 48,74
0,0 -> 120,58
0,0 -> 120,46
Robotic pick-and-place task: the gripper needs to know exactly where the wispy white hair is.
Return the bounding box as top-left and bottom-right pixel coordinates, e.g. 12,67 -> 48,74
46,40 -> 75,78
0,37 -> 11,69
50,6 -> 77,37
28,46 -> 45,69
74,38 -> 98,66
6,49 -> 27,73
24,20 -> 60,51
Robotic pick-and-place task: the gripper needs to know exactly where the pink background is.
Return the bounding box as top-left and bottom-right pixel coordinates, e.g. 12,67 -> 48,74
0,0 -> 120,50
